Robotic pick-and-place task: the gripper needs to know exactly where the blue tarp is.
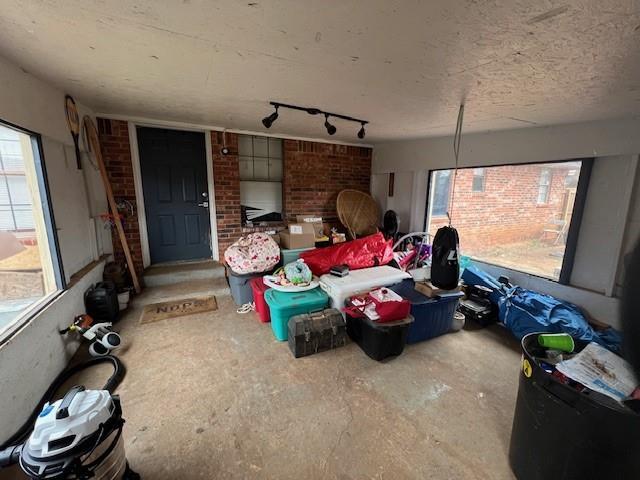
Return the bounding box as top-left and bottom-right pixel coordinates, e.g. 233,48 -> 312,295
461,264 -> 622,353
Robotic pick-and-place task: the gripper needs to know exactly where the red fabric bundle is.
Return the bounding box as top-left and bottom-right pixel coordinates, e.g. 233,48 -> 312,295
300,232 -> 394,276
369,291 -> 411,323
343,289 -> 411,323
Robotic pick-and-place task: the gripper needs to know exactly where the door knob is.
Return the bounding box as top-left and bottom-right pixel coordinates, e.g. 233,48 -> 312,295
198,201 -> 209,208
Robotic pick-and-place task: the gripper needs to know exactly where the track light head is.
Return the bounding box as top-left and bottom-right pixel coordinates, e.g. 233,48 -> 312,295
357,122 -> 366,139
324,115 -> 337,135
262,105 -> 279,128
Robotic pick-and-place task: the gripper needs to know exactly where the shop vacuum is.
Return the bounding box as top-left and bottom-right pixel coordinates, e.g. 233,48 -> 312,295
0,356 -> 140,479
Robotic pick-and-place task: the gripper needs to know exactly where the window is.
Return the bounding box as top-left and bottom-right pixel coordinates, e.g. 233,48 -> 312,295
430,170 -> 452,216
472,168 -> 485,192
565,169 -> 579,188
238,135 -> 283,224
0,122 -> 62,340
537,168 -> 552,204
426,161 -> 585,281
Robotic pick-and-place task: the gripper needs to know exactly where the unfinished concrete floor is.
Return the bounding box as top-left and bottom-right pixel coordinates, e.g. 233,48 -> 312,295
3,262 -> 523,479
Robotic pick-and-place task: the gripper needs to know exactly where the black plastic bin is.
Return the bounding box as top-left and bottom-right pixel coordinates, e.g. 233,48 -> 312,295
346,308 -> 413,361
509,333 -> 640,480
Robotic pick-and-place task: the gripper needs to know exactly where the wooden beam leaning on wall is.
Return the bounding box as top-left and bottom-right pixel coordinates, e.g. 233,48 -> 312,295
82,116 -> 141,294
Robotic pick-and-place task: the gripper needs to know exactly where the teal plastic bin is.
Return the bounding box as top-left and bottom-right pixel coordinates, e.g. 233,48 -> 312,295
281,247 -> 315,266
265,288 -> 329,341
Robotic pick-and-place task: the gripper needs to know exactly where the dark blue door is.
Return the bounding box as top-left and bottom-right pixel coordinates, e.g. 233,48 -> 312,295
138,127 -> 211,264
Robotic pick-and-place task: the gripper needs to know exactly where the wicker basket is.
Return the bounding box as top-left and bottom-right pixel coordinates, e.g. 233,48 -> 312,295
337,189 -> 380,239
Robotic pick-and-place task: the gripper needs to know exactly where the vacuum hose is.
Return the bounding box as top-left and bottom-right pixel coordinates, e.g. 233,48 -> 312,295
0,355 -> 125,451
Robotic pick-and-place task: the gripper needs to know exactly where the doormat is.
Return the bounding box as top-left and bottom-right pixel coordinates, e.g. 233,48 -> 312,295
140,296 -> 218,324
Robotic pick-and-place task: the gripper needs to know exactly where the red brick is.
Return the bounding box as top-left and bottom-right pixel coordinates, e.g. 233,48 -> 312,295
98,118 -> 144,278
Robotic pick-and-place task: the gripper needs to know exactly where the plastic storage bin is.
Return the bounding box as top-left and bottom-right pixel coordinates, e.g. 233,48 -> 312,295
509,333 -> 640,480
281,247 -> 315,265
250,277 -> 271,323
346,307 -> 414,361
319,266 -> 411,314
265,288 -> 329,341
389,279 -> 464,343
227,267 -> 261,306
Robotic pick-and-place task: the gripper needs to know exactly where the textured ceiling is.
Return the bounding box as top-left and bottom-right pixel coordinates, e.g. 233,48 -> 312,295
0,1 -> 639,143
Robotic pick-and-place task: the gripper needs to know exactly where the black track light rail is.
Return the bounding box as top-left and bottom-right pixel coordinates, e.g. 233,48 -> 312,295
269,101 -> 369,125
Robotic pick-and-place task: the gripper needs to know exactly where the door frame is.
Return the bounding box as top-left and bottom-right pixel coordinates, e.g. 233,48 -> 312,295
127,121 -> 219,267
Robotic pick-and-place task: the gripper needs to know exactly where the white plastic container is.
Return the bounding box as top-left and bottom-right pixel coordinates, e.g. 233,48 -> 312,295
117,291 -> 130,311
319,266 -> 412,315
408,265 -> 431,282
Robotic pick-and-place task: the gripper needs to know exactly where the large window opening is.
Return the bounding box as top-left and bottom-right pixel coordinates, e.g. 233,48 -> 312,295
238,135 -> 283,225
0,122 -> 62,339
426,160 -> 586,281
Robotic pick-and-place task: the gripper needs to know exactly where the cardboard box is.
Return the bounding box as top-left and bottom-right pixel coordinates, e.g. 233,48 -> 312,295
280,223 -> 316,249
414,281 -> 461,298
296,215 -> 326,240
269,233 -> 280,245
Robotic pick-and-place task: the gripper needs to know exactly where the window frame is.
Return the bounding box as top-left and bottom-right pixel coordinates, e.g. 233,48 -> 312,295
0,118 -> 65,345
238,134 -> 284,225
423,158 -> 594,285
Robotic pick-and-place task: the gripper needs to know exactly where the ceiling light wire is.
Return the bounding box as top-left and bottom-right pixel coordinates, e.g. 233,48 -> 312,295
447,104 -> 465,226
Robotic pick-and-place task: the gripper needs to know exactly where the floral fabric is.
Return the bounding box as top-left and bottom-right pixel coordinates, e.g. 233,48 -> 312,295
224,233 -> 280,274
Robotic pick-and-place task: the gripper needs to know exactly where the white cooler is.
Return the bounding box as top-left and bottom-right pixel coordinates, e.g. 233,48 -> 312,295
319,266 -> 412,315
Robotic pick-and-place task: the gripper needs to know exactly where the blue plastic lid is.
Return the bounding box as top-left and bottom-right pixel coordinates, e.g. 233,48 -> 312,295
265,287 -> 328,308
390,279 -> 463,305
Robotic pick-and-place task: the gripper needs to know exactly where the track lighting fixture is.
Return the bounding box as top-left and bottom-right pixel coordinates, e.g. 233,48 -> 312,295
357,122 -> 366,139
262,105 -> 279,128
324,114 -> 337,135
261,101 -> 368,139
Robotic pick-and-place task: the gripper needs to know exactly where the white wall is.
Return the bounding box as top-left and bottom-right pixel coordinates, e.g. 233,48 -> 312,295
0,55 -> 109,443
371,172 -> 417,232
0,263 -> 104,442
372,117 -> 640,328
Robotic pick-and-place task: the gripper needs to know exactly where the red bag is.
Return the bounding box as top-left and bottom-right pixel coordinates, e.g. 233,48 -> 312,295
369,290 -> 411,322
344,289 -> 410,323
300,232 -> 394,276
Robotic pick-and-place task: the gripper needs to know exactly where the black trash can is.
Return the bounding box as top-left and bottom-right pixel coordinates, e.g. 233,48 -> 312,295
509,333 -> 640,480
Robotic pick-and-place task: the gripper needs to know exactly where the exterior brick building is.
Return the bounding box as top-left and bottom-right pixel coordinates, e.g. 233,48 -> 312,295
429,163 -> 579,253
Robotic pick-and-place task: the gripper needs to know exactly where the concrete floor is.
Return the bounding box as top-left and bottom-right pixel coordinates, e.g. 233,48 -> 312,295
2,265 -> 523,479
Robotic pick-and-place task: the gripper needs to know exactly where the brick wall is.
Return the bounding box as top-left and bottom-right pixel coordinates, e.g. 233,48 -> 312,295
283,140 -> 372,223
429,165 -> 574,252
211,131 -> 243,256
212,135 -> 372,257
97,118 -> 145,278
